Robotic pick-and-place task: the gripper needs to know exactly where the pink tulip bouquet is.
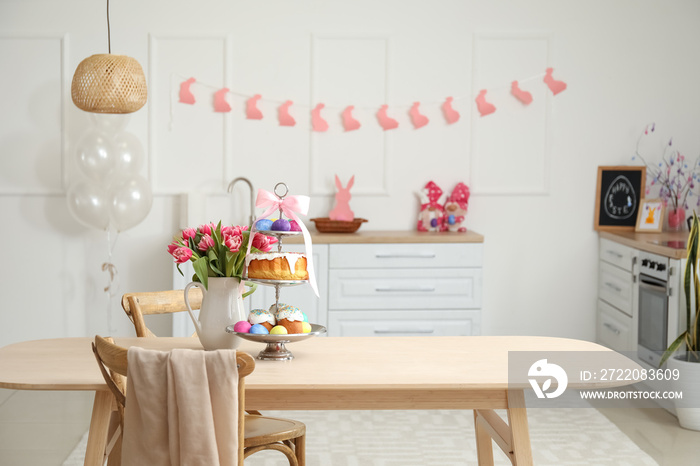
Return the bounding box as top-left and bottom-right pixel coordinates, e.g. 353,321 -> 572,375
168,222 -> 277,289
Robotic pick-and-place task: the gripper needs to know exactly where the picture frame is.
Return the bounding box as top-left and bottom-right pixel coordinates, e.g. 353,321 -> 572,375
635,199 -> 664,232
594,166 -> 646,231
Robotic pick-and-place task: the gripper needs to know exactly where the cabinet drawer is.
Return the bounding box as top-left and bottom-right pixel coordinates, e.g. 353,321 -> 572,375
328,310 -> 480,337
599,238 -> 636,272
599,261 -> 635,317
597,300 -> 632,353
329,243 -> 483,269
328,268 -> 481,310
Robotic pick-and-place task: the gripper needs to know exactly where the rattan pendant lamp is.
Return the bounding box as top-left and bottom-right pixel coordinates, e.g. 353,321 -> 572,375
71,0 -> 147,114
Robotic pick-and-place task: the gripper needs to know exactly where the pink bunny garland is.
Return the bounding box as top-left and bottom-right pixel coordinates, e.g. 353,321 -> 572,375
175,68 -> 567,128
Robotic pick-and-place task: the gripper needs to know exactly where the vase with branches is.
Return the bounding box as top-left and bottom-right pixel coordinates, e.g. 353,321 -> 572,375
633,123 -> 700,230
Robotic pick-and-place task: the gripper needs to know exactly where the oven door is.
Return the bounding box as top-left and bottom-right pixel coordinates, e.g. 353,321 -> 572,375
637,274 -> 669,367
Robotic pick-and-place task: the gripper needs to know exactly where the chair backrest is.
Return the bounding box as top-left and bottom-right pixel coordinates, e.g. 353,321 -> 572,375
92,335 -> 255,464
121,289 -> 203,337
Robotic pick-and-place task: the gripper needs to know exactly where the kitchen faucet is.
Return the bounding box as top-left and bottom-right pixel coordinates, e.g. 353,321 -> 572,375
227,177 -> 255,226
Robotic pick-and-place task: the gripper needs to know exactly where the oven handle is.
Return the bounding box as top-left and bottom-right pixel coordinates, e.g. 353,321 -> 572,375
639,277 -> 668,293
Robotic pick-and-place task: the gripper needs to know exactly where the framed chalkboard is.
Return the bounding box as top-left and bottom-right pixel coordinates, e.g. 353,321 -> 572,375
594,166 -> 646,231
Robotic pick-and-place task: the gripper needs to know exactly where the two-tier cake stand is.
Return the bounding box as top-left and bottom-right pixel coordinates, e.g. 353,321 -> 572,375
226,182 -> 326,360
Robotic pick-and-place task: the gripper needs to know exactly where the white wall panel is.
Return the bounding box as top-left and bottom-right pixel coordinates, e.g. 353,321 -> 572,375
310,35 -> 391,196
149,34 -> 230,194
471,33 -> 550,195
0,35 -> 66,194
0,196 -> 87,345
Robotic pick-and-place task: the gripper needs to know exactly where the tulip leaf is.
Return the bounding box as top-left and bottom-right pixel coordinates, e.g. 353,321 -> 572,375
225,251 -> 235,277
193,257 -> 209,290
242,281 -> 258,299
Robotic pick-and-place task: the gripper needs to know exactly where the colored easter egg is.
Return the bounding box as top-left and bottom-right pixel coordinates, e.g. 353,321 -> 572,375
289,220 -> 302,232
249,324 -> 269,334
270,325 -> 288,335
255,218 -> 273,231
430,218 -> 438,228
233,321 -> 252,333
302,312 -> 308,322
271,218 -> 291,231
448,214 -> 456,225
301,322 -> 312,333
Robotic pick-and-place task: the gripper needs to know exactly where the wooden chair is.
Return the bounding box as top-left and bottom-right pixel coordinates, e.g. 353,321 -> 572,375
121,289 -> 264,417
121,289 -> 202,338
92,335 -> 306,465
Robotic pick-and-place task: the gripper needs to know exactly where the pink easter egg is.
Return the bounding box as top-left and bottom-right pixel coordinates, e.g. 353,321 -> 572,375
289,220 -> 302,232
233,321 -> 252,333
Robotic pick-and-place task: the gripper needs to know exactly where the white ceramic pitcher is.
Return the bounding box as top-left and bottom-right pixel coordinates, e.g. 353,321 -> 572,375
184,277 -> 245,350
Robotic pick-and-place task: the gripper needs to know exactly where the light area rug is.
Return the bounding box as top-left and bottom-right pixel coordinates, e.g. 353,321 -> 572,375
62,408 -> 658,465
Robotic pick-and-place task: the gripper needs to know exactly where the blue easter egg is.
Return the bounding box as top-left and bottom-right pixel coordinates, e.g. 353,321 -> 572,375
430,218 -> 438,228
255,219 -> 273,231
448,214 -> 456,225
271,219 -> 291,231
302,312 -> 308,322
249,324 -> 269,334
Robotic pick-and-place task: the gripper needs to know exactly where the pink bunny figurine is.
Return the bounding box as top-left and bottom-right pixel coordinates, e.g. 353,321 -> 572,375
329,175 -> 355,221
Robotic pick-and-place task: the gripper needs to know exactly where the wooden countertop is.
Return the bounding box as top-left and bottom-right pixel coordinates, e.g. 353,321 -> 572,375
284,229 -> 484,244
599,230 -> 689,260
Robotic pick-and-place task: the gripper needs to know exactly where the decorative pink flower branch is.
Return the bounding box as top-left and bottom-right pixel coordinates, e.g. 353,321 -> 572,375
633,123 -> 700,213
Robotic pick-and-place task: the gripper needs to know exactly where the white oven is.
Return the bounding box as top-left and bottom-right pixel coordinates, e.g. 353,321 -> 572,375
637,251 -> 681,367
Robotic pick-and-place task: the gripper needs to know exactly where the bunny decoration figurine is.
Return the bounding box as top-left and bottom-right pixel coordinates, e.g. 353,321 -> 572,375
416,181 -> 446,232
329,175 -> 355,221
444,182 -> 470,232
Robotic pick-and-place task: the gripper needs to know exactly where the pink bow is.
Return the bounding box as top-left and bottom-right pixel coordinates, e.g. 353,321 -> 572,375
255,189 -> 310,220
245,189 -> 319,297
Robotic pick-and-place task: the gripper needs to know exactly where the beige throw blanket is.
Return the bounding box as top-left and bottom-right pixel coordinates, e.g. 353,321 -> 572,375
121,347 -> 239,466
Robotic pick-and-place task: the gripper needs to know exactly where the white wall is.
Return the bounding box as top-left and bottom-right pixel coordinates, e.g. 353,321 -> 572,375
1,0 -> 699,346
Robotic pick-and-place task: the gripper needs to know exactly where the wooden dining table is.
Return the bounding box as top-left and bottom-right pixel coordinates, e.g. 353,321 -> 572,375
0,335 -> 634,466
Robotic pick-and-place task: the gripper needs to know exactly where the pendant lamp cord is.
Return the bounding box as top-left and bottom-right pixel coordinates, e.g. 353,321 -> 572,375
106,0 -> 111,54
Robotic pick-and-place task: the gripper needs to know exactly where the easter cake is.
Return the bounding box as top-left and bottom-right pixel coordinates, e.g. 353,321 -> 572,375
273,303 -> 306,334
248,308 -> 276,331
246,252 -> 309,281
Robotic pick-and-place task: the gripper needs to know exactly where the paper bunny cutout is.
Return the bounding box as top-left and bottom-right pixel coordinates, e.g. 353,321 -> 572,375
329,175 -> 355,221
179,78 -> 196,104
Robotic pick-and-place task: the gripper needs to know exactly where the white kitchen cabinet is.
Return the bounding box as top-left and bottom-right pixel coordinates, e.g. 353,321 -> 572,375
327,243 -> 483,337
174,232 -> 484,338
598,261 -> 636,317
328,268 -> 481,310
596,238 -> 638,352
599,238 -> 637,272
597,299 -> 632,353
329,309 -> 480,337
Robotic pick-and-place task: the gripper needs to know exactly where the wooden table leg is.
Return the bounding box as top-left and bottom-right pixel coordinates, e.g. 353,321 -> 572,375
83,390 -> 113,466
474,410 -> 495,466
506,390 -> 533,466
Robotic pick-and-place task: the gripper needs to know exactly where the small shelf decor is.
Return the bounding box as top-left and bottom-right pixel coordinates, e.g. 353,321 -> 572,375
310,217 -> 367,233
71,0 -> 147,114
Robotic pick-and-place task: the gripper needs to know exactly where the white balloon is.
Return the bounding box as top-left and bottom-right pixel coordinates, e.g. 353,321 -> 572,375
112,132 -> 145,174
67,180 -> 110,230
90,113 -> 129,134
76,130 -> 116,182
109,174 -> 153,232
